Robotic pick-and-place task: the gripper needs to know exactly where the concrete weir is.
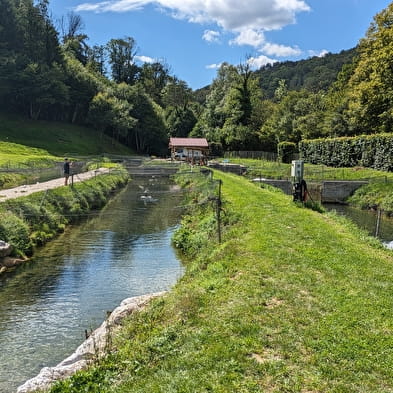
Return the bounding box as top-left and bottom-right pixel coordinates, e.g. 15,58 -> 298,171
319,180 -> 368,203
254,179 -> 368,203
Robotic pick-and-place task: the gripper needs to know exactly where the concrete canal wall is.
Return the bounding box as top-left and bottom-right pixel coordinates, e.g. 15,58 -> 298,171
320,181 -> 368,203
255,179 -> 367,203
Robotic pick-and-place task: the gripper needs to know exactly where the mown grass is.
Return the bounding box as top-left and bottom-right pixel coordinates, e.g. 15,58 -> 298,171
224,157 -> 393,182
0,112 -> 134,189
49,170 -> 393,393
0,141 -> 62,189
0,112 -> 134,156
0,141 -> 59,168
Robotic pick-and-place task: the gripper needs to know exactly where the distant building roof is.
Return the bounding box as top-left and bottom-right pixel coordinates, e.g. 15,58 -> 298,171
169,137 -> 209,149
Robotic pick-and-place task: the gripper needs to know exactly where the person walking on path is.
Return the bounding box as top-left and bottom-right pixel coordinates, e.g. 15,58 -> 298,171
63,158 -> 72,186
0,167 -> 110,202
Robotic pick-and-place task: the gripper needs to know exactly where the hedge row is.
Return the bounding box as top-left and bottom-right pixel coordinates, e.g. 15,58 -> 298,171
299,134 -> 393,171
0,169 -> 129,256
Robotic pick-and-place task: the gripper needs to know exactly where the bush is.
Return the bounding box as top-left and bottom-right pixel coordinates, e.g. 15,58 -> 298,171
278,141 -> 297,163
0,211 -> 32,255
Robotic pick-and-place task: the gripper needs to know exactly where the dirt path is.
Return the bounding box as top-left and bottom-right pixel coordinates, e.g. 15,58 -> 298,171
0,168 -> 110,202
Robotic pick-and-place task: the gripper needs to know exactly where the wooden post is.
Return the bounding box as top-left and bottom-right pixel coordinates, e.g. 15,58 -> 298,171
217,179 -> 222,243
375,208 -> 382,238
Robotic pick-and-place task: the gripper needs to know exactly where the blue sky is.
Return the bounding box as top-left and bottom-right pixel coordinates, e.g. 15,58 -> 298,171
49,0 -> 392,90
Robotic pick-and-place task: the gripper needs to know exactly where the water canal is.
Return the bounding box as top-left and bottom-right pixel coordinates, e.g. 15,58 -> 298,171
325,204 -> 393,248
0,177 -> 185,393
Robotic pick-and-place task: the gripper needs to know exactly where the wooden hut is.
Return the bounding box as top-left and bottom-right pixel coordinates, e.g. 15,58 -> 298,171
169,137 -> 209,164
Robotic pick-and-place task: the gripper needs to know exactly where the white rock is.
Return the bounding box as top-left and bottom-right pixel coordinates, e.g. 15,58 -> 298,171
0,241 -> 13,258
17,292 -> 166,393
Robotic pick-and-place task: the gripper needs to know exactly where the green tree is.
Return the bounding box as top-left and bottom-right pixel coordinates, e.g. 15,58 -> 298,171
191,63 -> 239,143
106,37 -> 139,84
63,53 -> 100,123
0,0 -> 19,107
165,106 -> 197,137
139,61 -> 170,104
130,86 -> 168,154
210,61 -> 264,150
87,91 -> 118,139
346,3 -> 393,133
61,12 -> 89,65
260,89 -> 326,149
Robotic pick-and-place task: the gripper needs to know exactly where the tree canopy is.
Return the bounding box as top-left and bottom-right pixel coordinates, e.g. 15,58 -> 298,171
1,0 -> 393,156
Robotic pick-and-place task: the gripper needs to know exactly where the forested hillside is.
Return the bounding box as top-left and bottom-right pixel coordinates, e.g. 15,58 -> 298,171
1,0 -> 393,156
0,0 -> 198,155
255,48 -> 357,98
192,2 -> 393,152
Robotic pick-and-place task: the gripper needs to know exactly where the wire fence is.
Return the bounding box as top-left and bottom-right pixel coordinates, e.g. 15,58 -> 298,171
0,161 -> 92,190
224,151 -> 279,161
240,163 -> 393,184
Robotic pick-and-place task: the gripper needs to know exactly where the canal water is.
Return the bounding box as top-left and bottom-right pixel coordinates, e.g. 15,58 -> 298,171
325,204 -> 393,248
0,177 -> 185,393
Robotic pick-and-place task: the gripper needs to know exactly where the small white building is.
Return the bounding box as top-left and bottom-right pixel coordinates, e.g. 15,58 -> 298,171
169,137 -> 209,164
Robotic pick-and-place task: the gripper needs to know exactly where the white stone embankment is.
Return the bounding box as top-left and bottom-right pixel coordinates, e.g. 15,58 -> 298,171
17,292 -> 166,393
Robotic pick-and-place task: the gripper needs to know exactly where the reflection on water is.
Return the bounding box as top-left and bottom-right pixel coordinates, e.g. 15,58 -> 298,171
0,177 -> 185,393
324,204 -> 393,247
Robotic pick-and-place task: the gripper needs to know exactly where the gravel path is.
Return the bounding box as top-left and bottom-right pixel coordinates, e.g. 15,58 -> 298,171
0,168 -> 110,202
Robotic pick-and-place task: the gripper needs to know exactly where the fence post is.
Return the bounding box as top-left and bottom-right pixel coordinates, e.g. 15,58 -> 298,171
216,179 -> 222,243
375,208 -> 382,238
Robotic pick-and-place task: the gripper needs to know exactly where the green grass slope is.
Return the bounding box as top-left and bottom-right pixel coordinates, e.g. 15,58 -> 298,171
51,171 -> 393,393
0,113 -> 134,156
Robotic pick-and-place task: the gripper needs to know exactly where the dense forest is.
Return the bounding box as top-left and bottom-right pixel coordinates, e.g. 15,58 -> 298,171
255,48 -> 357,99
1,0 -> 393,155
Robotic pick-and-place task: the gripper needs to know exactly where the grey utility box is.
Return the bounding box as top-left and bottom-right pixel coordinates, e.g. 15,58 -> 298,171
291,160 -> 304,180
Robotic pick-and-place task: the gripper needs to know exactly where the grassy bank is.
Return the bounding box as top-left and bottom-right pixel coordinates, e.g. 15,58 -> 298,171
0,142 -> 62,189
0,168 -> 129,259
0,112 -> 134,156
348,182 -> 393,214
226,157 -> 393,214
49,170 -> 393,393
225,157 -> 393,182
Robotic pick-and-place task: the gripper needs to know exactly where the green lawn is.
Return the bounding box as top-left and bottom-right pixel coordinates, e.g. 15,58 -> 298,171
50,170 -> 393,393
224,157 -> 393,182
0,112 -> 135,188
0,112 -> 134,157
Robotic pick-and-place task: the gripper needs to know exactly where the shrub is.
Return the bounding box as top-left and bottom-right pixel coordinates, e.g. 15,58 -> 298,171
300,134 -> 393,170
0,211 -> 32,255
278,141 -> 297,163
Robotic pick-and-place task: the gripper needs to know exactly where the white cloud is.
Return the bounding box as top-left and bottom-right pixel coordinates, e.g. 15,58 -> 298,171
203,30 -> 220,43
75,0 -> 310,31
247,54 -> 277,69
230,29 -> 265,48
262,42 -> 301,57
77,0 -> 150,12
135,55 -> 155,63
308,49 -> 329,58
206,63 -> 222,70
74,0 -> 311,61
